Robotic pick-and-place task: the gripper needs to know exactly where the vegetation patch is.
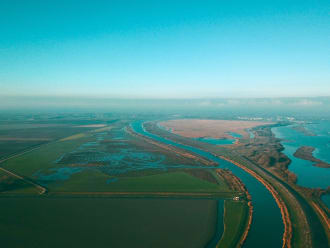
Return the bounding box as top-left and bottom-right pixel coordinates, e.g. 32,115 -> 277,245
0,197 -> 218,248
0,170 -> 39,194
217,200 -> 249,248
54,171 -> 230,193
1,135 -> 93,177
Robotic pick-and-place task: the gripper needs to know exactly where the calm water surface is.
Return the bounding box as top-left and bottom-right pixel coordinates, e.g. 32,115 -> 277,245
272,121 -> 330,208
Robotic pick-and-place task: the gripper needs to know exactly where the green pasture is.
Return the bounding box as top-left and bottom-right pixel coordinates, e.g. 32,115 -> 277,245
1,135 -> 93,177
54,170 -> 232,193
217,200 -> 249,248
0,197 -> 217,248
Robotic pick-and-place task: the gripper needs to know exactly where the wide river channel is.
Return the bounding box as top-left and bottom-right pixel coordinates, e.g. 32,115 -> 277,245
131,121 -> 283,248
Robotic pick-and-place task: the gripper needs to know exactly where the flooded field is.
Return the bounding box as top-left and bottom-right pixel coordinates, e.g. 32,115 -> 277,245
33,127 -> 178,185
27,123 -> 230,193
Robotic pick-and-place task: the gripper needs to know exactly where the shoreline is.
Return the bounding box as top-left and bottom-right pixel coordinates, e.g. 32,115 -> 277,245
215,168 -> 253,247
239,190 -> 253,247
217,155 -> 292,248
310,201 -> 330,231
133,121 -> 291,248
126,126 -> 217,166
293,146 -> 330,168
215,168 -> 253,248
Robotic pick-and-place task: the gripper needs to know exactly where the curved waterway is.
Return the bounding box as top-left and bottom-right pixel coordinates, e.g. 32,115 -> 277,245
131,121 -> 283,248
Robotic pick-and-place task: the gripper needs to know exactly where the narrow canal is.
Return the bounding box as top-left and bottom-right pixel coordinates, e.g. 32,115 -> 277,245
131,121 -> 283,248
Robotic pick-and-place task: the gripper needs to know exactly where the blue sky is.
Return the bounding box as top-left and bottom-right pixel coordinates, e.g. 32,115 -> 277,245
1,0 -> 329,98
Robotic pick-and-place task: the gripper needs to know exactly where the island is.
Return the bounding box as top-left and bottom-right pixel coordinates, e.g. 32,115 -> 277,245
293,146 -> 330,168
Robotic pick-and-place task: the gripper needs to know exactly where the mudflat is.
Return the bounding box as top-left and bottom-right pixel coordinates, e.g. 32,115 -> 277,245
159,119 -> 270,139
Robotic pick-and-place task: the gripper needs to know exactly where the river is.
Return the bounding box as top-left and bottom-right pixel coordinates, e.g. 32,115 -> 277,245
131,121 -> 283,248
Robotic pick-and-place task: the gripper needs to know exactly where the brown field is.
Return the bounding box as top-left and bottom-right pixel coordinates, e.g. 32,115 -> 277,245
159,119 -> 270,139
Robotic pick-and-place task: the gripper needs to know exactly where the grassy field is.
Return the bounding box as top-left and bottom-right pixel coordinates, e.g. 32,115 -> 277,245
1,135 -> 93,177
1,124 -> 232,194
217,200 -> 248,248
0,124 -> 98,160
53,170 -> 231,193
0,119 -> 249,248
0,170 -> 39,194
0,140 -> 45,160
1,134 -> 231,194
0,197 -> 218,248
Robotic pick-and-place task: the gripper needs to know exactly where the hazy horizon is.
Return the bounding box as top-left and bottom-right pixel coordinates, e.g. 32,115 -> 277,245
1,96 -> 329,117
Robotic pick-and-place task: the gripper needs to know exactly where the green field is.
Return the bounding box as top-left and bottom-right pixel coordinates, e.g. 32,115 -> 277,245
0,124 -> 98,160
53,170 -> 231,193
1,125 -> 232,194
1,135 -> 93,177
217,200 -> 249,248
0,197 -> 218,248
0,170 -> 39,194
0,140 -> 45,160
0,118 -> 250,248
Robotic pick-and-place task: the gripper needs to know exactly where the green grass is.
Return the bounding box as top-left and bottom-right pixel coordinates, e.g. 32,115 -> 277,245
1,130 -> 233,194
54,170 -> 231,193
0,140 -> 46,160
210,170 -> 230,189
1,126 -> 233,195
0,170 -> 39,194
217,200 -> 249,248
0,124 -> 101,160
0,197 -> 217,248
1,135 -> 93,177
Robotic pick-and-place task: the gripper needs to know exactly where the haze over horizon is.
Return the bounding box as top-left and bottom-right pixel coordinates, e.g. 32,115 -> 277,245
1,0 -> 329,99
1,96 -> 330,115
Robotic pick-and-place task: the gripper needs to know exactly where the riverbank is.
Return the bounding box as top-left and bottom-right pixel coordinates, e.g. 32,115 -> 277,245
141,120 -> 329,247
217,155 -> 292,248
135,121 -> 285,248
215,169 -> 253,247
126,126 -> 217,166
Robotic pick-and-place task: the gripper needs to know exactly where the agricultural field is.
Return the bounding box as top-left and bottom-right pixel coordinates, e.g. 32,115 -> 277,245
1,121 -> 230,194
0,197 -> 218,248
217,200 -> 249,247
0,115 -> 249,248
0,122 -> 104,160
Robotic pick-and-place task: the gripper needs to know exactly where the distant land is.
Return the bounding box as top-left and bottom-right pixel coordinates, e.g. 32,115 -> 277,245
0,96 -> 330,115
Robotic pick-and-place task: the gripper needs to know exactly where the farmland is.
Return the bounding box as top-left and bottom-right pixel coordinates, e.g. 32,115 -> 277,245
0,116 -> 251,248
0,197 -> 218,248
